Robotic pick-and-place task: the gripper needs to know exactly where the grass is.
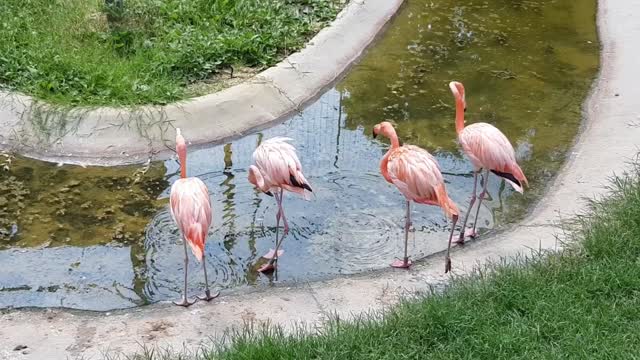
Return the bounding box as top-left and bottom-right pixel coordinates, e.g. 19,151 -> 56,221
0,0 -> 343,107
109,162 -> 640,359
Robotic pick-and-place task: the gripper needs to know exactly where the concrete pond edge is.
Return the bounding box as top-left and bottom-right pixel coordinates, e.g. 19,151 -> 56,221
0,0 -> 405,166
2,0 -> 640,359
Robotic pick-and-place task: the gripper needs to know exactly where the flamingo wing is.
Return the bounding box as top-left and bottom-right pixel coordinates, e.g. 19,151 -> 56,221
253,137 -> 312,196
387,146 -> 458,217
169,177 -> 212,261
459,123 -> 527,191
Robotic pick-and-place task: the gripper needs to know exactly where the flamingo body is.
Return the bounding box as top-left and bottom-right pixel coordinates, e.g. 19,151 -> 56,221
248,136 -> 312,272
170,177 -> 212,262
382,145 -> 458,216
249,137 -> 312,198
458,123 -> 527,192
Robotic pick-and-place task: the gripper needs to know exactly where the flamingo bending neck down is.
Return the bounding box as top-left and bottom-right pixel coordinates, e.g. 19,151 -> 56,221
373,122 -> 459,272
449,81 -> 528,244
248,137 -> 313,273
169,128 -> 219,306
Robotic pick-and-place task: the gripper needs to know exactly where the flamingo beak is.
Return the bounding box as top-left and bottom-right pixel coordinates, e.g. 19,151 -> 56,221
372,130 -> 378,139
265,191 -> 274,197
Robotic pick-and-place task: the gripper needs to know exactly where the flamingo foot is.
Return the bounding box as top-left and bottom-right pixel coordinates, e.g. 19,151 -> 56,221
455,229 -> 477,244
262,249 -> 284,260
197,289 -> 220,302
391,257 -> 412,269
464,228 -> 478,239
173,296 -> 197,307
258,262 -> 276,273
445,257 -> 452,273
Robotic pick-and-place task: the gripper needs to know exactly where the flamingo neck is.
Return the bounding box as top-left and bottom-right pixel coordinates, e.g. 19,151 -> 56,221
380,126 -> 399,184
178,150 -> 187,178
387,128 -> 400,149
455,98 -> 465,134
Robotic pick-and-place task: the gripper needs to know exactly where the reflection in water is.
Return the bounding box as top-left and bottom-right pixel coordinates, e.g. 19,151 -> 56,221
0,0 -> 598,310
0,158 -> 168,308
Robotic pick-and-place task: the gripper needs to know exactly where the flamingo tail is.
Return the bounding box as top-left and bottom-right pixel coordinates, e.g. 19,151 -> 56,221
185,223 -> 205,262
290,173 -> 313,192
282,184 -> 312,201
491,163 -> 528,194
436,184 -> 459,219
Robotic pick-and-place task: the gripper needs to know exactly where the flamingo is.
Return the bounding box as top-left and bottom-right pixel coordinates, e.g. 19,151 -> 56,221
373,121 -> 460,272
248,137 -> 312,273
169,128 -> 219,306
449,81 -> 528,244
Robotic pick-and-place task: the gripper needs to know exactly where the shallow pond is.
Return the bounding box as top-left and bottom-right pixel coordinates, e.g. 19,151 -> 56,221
0,0 -> 598,310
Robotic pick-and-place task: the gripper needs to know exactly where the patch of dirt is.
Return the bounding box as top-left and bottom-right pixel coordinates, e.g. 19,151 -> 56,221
185,67 -> 261,97
143,320 -> 174,341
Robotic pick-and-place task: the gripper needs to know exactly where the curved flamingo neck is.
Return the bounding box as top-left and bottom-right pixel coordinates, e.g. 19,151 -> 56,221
380,125 -> 399,183
386,127 -> 400,149
454,97 -> 465,134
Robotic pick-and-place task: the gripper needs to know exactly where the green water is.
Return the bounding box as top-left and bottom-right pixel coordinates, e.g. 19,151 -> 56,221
0,156 -> 168,248
0,0 -> 598,310
339,0 -> 598,222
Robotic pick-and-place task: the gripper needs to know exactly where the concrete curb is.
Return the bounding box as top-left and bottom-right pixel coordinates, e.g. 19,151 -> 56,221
1,0 -> 639,359
0,0 -> 404,166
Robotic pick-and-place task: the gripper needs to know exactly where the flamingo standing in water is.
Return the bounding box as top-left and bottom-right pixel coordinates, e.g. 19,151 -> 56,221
449,81 -> 528,243
373,122 -> 459,272
248,137 -> 313,273
169,128 -> 219,306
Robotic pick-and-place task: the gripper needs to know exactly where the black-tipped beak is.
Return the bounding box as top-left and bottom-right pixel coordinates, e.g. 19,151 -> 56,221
372,131 -> 377,139
464,107 -> 467,113
265,191 -> 274,197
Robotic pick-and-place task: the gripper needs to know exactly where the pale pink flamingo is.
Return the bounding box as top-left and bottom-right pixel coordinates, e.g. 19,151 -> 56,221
248,137 -> 312,273
373,122 -> 459,272
169,128 -> 219,306
449,81 -> 528,244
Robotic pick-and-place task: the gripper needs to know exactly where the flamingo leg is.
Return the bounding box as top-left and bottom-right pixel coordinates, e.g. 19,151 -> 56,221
197,255 -> 220,302
470,169 -> 490,237
262,190 -> 284,260
279,188 -> 290,236
174,236 -> 196,307
445,214 -> 460,273
457,170 -> 480,244
392,201 -> 412,268
259,189 -> 288,272
271,189 -> 289,259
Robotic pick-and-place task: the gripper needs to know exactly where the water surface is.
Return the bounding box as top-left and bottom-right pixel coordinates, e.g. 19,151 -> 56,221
0,0 -> 598,310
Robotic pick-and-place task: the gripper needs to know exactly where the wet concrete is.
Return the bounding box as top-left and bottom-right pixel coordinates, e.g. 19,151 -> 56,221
1,0 -> 638,358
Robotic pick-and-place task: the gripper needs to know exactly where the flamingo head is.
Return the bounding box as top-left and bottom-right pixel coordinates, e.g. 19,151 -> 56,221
448,81 -> 466,112
248,165 -> 272,196
372,121 -> 396,139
